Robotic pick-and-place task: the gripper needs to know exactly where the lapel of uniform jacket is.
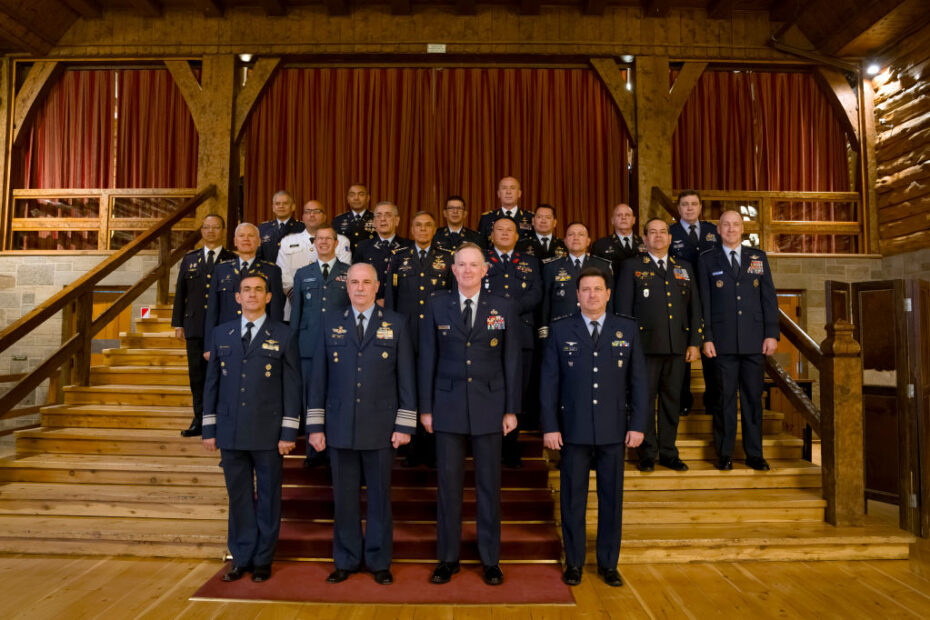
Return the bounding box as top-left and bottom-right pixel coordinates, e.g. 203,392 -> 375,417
570,314 -> 593,352
471,295 -> 494,341
447,293 -> 469,338
361,307 -> 384,349
245,322 -> 272,357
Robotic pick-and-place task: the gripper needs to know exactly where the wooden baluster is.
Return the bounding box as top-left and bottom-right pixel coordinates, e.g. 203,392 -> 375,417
73,292 -> 93,387
157,234 -> 171,305
820,319 -> 865,526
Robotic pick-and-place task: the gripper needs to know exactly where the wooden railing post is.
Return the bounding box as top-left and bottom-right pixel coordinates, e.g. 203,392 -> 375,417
157,234 -> 172,305
73,292 -> 93,387
820,319 -> 865,526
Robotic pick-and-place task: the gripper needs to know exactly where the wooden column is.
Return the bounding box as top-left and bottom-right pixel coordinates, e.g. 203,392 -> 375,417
820,319 -> 865,526
633,56 -> 706,222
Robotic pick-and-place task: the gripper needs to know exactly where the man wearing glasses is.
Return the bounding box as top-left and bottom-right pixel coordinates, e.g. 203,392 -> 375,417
433,195 -> 481,251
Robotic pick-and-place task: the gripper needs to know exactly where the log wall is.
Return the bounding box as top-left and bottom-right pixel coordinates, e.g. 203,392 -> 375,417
873,21 -> 930,256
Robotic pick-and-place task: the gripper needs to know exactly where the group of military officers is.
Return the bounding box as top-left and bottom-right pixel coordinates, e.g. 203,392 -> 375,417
171,177 -> 780,589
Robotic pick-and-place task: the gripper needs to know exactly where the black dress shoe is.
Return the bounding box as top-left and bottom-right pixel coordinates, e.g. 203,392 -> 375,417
373,569 -> 393,585
221,565 -> 252,582
180,422 -> 202,437
252,565 -> 271,582
597,566 -> 624,587
483,564 -> 504,586
745,456 -> 771,471
637,459 -> 655,472
326,568 -> 357,583
430,561 -> 460,584
562,565 -> 582,586
715,456 -> 733,471
658,457 -> 689,472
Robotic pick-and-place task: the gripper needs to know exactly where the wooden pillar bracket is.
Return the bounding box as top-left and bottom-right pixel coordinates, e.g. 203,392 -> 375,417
667,61 -> 707,121
233,57 -> 282,141
12,61 -> 61,145
814,67 -> 861,151
590,57 -> 637,146
164,60 -> 207,132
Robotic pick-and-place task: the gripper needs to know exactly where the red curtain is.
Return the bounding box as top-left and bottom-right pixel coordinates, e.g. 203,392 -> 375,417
116,69 -> 198,188
17,68 -> 198,190
243,67 -> 629,239
672,70 -> 850,192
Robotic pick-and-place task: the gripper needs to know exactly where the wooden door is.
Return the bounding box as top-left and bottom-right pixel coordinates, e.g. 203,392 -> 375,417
906,279 -> 930,537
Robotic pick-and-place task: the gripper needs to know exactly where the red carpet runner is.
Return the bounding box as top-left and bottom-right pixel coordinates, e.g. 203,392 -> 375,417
191,561 -> 574,605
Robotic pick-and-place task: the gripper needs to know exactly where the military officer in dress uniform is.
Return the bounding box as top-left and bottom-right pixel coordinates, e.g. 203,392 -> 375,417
698,210 -> 779,472
202,273 -> 301,584
352,201 -> 412,287
483,217 -> 542,468
257,190 -> 305,263
478,176 -> 535,245
433,195 -> 482,251
419,242 -> 521,587
540,222 -> 613,328
276,200 -> 352,320
617,218 -> 702,473
383,211 -> 453,467
541,267 -> 647,588
292,227 -> 351,467
332,183 -> 376,251
515,204 -> 568,261
591,203 -> 643,276
307,262 -> 416,586
670,190 -> 721,419
204,223 -> 284,352
172,214 -> 236,437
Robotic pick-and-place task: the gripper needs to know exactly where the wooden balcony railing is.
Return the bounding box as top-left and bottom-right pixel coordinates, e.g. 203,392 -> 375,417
0,185 -> 216,418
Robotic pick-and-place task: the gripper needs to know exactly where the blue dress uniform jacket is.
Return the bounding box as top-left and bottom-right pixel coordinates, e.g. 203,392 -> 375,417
482,250 -> 543,351
171,247 -> 236,338
432,226 -> 482,251
541,255 -> 613,326
418,291 -> 522,436
383,245 -> 453,350
204,259 -> 285,350
697,246 -> 779,355
591,233 -> 644,276
515,235 -> 568,262
307,306 -> 417,449
540,314 -> 648,445
202,319 -> 302,448
257,218 -> 305,264
291,261 -> 350,358
616,255 -> 702,354
670,220 -> 719,266
332,209 -> 376,250
478,208 -> 535,246
352,236 -> 413,283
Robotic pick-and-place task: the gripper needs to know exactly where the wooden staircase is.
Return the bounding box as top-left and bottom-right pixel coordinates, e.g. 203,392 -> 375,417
0,305 -> 915,564
548,366 -> 915,563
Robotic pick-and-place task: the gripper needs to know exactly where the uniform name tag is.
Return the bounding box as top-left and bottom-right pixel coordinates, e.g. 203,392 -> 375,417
438,324 -> 451,330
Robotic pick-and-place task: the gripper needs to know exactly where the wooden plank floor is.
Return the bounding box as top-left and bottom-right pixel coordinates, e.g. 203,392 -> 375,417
1,503 -> 928,619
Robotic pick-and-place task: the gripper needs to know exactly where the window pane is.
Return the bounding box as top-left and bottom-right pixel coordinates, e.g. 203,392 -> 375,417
773,234 -> 858,254
772,200 -> 857,222
12,230 -> 99,250
110,195 -> 192,219
13,197 -> 100,218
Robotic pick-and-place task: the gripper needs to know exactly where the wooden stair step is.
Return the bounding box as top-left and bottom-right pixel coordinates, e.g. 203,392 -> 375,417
623,433 -> 804,461
614,519 -> 916,563
90,366 -> 188,386
40,404 -> 193,429
101,348 -> 188,366
119,332 -> 186,349
14,428 -> 212,457
135,317 -> 177,333
142,304 -> 177,320
0,515 -> 226,558
0,482 -> 228,519
0,454 -> 224,486
677,411 -> 784,434
63,384 -> 192,406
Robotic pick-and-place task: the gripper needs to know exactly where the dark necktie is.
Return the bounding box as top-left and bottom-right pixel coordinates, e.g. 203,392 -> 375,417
206,249 -> 215,272
450,231 -> 461,246
541,237 -> 549,253
657,258 -> 666,277
322,263 -> 330,280
574,258 -> 582,272
623,237 -> 631,251
357,313 -> 366,341
591,320 -> 600,345
419,249 -> 427,263
241,260 -> 249,272
689,225 -> 698,244
308,236 -> 315,244
730,250 -> 740,276
242,322 -> 254,353
463,298 -> 473,331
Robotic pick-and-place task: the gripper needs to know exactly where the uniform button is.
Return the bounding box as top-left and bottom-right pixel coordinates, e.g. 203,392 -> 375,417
593,367 -> 598,372
356,398 -> 361,403
504,274 -> 509,278
420,286 -> 425,290
358,352 -> 362,356
419,314 -> 424,319
468,377 -> 473,382
420,272 -> 425,276
466,342 -> 471,347
356,382 -> 361,387
322,309 -> 326,312
357,367 -> 362,371
593,383 -> 598,388
466,360 -> 472,365
593,399 -> 598,405
669,315 -> 673,319
241,373 -> 246,378
738,310 -> 742,315
242,402 -> 246,406
504,285 -> 509,289
593,352 -> 598,357
668,303 -> 672,307
420,300 -> 424,305
737,296 -> 741,300
736,282 -> 740,287
667,292 -> 671,296
240,387 -> 245,392
237,310 -> 241,315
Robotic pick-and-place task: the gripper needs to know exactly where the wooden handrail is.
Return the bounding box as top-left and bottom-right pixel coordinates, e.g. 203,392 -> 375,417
778,308 -> 824,369
0,185 -> 215,416
0,185 -> 215,357
765,356 -> 821,435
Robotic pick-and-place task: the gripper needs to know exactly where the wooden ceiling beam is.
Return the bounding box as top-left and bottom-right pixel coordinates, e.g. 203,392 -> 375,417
258,0 -> 287,16
520,0 -> 540,15
583,0 -> 607,17
13,61 -> 61,144
324,0 -> 349,16
455,0 -> 476,15
59,0 -> 103,19
390,0 -> 411,15
769,0 -> 801,24
643,0 -> 671,18
0,11 -> 56,56
124,0 -> 162,18
707,0 -> 737,20
816,0 -> 907,56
